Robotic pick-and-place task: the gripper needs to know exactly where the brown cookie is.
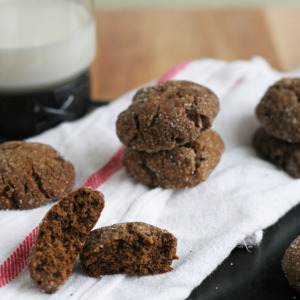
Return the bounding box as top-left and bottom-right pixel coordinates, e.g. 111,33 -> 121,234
116,80 -> 219,152
253,127 -> 300,178
28,187 -> 105,293
122,129 -> 224,189
282,236 -> 300,292
0,141 -> 75,209
80,222 -> 178,276
256,78 -> 300,143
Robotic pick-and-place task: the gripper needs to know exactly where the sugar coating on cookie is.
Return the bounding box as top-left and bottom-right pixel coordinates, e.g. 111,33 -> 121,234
0,141 -> 75,209
28,187 -> 105,293
253,127 -> 300,178
282,236 -> 300,292
256,78 -> 300,143
122,129 -> 224,189
80,222 -> 178,276
116,80 -> 219,152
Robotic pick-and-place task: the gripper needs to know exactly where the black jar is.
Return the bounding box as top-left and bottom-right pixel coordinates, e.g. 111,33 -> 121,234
0,71 -> 91,143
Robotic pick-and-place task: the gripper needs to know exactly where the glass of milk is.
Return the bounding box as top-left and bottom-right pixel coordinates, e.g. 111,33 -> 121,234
0,0 -> 97,141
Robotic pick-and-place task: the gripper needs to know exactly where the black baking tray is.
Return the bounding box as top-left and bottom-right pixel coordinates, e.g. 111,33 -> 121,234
188,203 -> 300,300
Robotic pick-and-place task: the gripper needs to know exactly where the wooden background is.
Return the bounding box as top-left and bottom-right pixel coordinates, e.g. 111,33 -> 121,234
90,8 -> 300,101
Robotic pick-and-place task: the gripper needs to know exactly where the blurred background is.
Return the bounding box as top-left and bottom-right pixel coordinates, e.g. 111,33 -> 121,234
90,0 -> 300,100
94,0 -> 300,9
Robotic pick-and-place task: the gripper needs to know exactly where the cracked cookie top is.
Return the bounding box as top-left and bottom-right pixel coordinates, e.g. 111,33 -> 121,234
116,80 -> 219,152
122,129 -> 224,189
256,78 -> 300,143
0,141 -> 75,209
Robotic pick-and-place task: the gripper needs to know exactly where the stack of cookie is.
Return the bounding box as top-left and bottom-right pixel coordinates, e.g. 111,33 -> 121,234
116,80 -> 225,189
254,78 -> 300,178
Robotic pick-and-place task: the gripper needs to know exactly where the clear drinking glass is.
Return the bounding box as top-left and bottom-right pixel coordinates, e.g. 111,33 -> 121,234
0,0 -> 96,92
0,0 -> 97,141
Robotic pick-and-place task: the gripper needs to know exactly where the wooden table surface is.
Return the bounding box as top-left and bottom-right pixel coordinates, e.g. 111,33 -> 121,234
90,8 -> 300,101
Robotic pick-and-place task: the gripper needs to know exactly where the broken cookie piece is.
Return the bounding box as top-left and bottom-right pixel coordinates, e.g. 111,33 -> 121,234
28,187 -> 105,293
0,141 -> 75,209
80,222 -> 178,276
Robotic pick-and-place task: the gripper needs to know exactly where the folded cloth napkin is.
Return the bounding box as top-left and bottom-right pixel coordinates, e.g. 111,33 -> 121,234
1,57 -> 300,300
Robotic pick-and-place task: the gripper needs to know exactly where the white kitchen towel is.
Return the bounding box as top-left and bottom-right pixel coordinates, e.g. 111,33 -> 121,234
1,57 -> 300,300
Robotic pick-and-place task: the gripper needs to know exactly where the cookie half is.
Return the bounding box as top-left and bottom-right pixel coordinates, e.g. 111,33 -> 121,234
116,80 -> 219,152
122,129 -> 224,189
80,222 -> 178,276
0,141 -> 75,209
28,187 -> 105,293
253,127 -> 300,178
282,236 -> 300,292
256,78 -> 300,143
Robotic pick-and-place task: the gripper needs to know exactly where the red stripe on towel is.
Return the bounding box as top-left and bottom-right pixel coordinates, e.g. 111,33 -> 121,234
0,60 -> 189,288
0,226 -> 39,287
157,61 -> 190,84
0,147 -> 124,288
83,145 -> 124,189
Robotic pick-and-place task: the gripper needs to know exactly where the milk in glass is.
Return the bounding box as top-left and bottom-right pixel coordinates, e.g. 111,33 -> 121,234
0,0 -> 96,92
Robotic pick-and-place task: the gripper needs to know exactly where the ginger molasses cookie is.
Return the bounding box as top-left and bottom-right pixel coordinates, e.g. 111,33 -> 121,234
28,187 -> 105,293
282,236 -> 300,292
116,80 -> 219,152
0,141 -> 75,209
256,78 -> 300,143
80,222 -> 178,276
253,127 -> 300,178
122,129 -> 224,189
